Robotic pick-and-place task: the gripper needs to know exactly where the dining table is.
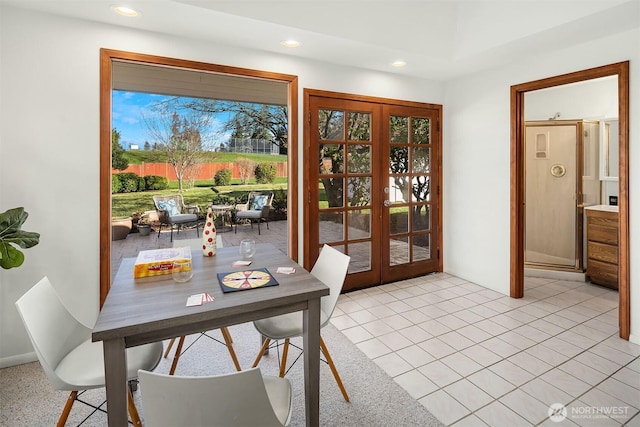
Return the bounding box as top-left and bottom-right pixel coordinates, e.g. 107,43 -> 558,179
92,243 -> 329,427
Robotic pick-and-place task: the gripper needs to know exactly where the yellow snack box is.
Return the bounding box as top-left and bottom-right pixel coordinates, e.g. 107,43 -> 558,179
133,246 -> 192,278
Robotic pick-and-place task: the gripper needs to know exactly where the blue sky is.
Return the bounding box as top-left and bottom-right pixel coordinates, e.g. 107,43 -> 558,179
112,90 -> 229,150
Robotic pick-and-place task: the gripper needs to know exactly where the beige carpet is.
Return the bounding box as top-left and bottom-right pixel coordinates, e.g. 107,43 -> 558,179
0,321 -> 443,426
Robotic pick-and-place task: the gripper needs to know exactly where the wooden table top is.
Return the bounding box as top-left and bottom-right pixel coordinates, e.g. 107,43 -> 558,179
92,243 -> 329,346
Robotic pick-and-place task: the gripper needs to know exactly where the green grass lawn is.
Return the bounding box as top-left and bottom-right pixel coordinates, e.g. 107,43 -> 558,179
112,182 -> 288,217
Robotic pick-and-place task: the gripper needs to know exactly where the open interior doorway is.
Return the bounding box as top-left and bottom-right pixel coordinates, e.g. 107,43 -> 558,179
510,61 -> 630,339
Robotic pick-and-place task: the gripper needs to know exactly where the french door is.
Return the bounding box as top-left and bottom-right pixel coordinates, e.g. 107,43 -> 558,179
305,91 -> 442,291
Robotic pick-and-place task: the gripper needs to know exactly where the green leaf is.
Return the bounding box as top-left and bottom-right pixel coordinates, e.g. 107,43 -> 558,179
0,207 -> 39,269
0,242 -> 25,269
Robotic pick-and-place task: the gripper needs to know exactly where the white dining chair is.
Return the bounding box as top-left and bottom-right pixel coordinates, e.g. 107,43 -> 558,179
251,244 -> 351,401
15,276 -> 164,426
138,367 -> 292,427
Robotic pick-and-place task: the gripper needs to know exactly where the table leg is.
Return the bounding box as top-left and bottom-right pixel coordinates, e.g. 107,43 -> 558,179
103,338 -> 128,426
303,297 -> 321,427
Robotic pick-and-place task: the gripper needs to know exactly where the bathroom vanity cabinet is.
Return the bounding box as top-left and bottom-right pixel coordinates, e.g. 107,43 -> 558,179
585,206 -> 619,290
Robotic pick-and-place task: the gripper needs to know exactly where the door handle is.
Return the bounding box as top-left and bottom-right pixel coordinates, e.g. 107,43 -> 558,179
383,200 -> 392,207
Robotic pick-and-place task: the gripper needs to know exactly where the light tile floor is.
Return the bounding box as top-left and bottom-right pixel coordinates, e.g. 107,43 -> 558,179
331,274 -> 640,426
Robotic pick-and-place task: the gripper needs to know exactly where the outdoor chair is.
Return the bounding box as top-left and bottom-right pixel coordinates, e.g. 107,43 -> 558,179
153,194 -> 200,242
234,191 -> 274,235
15,277 -> 163,426
138,367 -> 292,427
251,244 -> 351,401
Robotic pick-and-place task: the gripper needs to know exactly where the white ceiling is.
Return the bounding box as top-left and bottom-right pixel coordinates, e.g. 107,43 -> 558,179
3,0 -> 639,80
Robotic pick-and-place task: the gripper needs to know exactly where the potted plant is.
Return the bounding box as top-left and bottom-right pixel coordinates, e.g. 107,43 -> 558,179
137,218 -> 152,236
0,207 -> 40,269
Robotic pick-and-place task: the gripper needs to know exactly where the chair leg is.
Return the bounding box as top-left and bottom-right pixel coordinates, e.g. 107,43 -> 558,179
127,387 -> 142,427
157,223 -> 162,238
279,338 -> 290,377
56,390 -> 77,427
163,337 -> 177,358
257,219 -> 261,235
220,327 -> 242,371
252,337 -> 271,368
168,336 -> 186,375
320,336 -> 350,402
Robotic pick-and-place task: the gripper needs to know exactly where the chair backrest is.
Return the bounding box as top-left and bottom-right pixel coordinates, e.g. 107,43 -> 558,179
247,191 -> 274,215
153,194 -> 185,217
310,244 -> 351,323
15,277 -> 92,390
139,368 -> 289,427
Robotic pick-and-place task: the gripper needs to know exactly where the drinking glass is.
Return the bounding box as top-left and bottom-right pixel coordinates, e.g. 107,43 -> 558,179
239,239 -> 256,260
172,260 -> 193,283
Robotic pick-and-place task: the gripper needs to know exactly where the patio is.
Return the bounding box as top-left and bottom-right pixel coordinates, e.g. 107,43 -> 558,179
110,220 -> 288,280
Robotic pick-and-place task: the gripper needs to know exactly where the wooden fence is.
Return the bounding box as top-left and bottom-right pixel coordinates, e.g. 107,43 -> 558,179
113,162 -> 287,181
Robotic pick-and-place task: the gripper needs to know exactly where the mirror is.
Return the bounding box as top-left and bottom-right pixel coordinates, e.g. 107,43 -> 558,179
600,119 -> 619,180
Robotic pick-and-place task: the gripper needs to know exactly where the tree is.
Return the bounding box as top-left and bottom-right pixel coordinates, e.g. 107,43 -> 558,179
143,141 -> 151,151
185,99 -> 288,154
143,100 -> 215,192
111,128 -> 129,170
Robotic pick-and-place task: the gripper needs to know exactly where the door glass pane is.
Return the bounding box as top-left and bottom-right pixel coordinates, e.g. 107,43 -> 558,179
412,234 -> 431,261
348,209 -> 371,239
389,115 -> 408,143
389,146 -> 408,173
320,144 -> 344,174
348,177 -> 371,207
348,112 -> 371,141
348,145 -> 371,173
348,241 -> 371,273
318,109 -> 344,140
412,176 -> 430,202
412,205 -> 430,232
389,176 -> 410,203
412,147 -> 430,173
319,178 -> 343,208
319,212 -> 344,243
390,237 -> 409,265
389,206 -> 409,234
412,117 -> 430,144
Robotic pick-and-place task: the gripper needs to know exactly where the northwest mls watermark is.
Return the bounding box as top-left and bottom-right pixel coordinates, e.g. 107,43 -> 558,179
548,403 -> 630,423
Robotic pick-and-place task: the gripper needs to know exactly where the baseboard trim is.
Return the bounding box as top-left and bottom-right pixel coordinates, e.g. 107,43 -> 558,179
0,352 -> 37,369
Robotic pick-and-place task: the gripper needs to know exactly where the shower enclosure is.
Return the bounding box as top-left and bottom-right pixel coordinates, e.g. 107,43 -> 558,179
525,120 -> 600,272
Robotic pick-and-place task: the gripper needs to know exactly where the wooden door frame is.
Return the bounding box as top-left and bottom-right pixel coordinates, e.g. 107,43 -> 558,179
510,61 -> 630,339
100,49 -> 298,307
303,89 -> 443,277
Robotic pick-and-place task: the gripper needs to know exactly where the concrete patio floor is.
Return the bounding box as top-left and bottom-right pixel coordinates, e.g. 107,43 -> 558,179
110,220 -> 288,280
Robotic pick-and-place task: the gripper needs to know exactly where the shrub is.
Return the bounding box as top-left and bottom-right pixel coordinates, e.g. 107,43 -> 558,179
214,168 -> 232,186
144,175 -> 169,190
116,172 -> 141,193
254,162 -> 276,184
111,174 -> 122,194
271,187 -> 287,214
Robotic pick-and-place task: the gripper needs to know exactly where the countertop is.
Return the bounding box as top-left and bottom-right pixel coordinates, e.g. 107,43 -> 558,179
584,204 -> 619,212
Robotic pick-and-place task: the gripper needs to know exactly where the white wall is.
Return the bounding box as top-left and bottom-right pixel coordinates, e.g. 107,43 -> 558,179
443,28 -> 639,344
0,6 -> 443,366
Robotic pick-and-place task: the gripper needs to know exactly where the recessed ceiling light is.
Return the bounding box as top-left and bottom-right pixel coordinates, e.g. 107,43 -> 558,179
280,40 -> 301,48
111,5 -> 140,17
391,60 -> 406,67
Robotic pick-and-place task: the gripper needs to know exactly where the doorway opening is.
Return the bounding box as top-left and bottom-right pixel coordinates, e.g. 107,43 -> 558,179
510,61 -> 630,339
